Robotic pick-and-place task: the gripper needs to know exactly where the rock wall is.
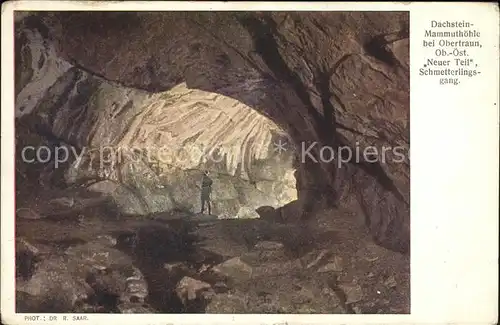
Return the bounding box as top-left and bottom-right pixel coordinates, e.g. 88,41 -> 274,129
15,11 -> 410,253
15,23 -> 297,218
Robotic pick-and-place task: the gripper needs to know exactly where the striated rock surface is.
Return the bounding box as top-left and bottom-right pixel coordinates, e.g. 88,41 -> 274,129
15,21 -> 297,218
15,11 -> 409,253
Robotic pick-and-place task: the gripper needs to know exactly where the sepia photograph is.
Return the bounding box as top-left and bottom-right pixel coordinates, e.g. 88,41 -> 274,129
13,9 -> 411,315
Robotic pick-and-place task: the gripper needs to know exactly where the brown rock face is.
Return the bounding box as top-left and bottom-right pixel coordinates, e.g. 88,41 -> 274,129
17,12 -> 410,253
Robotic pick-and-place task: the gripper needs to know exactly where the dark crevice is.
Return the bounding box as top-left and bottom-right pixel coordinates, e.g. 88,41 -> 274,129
114,222 -> 225,313
332,54 -> 355,74
238,15 -> 340,209
237,15 -> 409,218
335,132 -> 408,206
64,55 -> 168,93
21,14 -> 50,40
364,30 -> 409,68
364,36 -> 399,67
238,16 -> 328,144
15,250 -> 39,281
327,277 -> 355,314
84,272 -> 121,313
184,16 -> 278,84
315,68 -> 337,145
311,18 -> 330,37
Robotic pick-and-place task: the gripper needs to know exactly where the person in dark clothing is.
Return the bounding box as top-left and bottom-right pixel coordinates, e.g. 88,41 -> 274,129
200,170 -> 213,215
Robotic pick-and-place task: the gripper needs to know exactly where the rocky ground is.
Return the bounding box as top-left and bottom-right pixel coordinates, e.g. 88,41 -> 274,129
15,187 -> 410,314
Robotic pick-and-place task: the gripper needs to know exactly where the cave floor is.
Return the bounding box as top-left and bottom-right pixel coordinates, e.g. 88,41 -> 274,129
14,188 -> 410,314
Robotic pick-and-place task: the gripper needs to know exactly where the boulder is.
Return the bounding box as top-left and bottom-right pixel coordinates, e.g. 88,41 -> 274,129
16,256 -> 93,312
212,257 -> 253,281
317,256 -> 343,273
87,180 -> 148,215
339,282 -> 364,304
175,276 -> 213,307
236,206 -> 260,219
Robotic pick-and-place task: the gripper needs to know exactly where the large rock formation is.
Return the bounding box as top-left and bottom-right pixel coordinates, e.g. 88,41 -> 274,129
15,12 -> 410,253
15,19 -> 297,218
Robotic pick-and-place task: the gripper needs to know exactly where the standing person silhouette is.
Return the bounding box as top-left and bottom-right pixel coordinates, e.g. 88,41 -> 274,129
200,170 -> 213,215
